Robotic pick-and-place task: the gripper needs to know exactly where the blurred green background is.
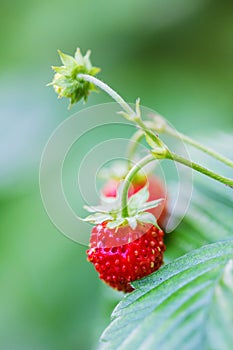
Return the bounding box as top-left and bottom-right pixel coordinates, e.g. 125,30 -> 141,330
1,0 -> 232,349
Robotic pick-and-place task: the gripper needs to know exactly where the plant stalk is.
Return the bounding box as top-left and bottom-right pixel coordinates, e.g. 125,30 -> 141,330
121,154 -> 156,218
79,73 -> 166,156
126,129 -> 144,165
121,150 -> 233,218
78,73 -> 136,117
78,73 -> 233,214
166,127 -> 233,168
150,118 -> 233,168
166,151 -> 233,188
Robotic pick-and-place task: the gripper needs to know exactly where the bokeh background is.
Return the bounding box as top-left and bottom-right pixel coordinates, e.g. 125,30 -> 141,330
1,0 -> 232,349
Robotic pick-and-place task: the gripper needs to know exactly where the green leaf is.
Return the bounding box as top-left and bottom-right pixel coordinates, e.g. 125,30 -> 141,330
165,180 -> 233,261
99,240 -> 233,350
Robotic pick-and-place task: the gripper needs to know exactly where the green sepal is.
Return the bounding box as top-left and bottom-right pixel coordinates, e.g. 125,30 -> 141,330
128,186 -> 149,214
49,48 -> 100,107
126,216 -> 138,230
82,213 -> 113,224
107,218 -> 127,229
135,97 -> 141,118
82,184 -> 163,230
138,198 -> 164,212
145,131 -> 165,150
117,111 -> 136,122
83,204 -> 110,214
136,212 -> 159,228
89,67 -> 101,75
57,50 -> 77,68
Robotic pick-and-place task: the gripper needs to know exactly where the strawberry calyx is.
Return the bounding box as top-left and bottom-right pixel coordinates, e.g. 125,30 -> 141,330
82,184 -> 164,230
49,48 -> 100,107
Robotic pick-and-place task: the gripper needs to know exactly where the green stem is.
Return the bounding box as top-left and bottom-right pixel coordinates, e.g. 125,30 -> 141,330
165,126 -> 233,168
121,154 -> 155,218
126,129 -> 144,166
78,73 -> 135,117
136,118 -> 165,149
121,149 -> 233,218
166,151 -> 233,188
149,117 -> 233,168
79,73 -> 166,148
79,73 -> 166,156
78,73 -> 233,198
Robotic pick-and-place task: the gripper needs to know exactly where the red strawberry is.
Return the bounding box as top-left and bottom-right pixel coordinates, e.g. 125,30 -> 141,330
87,222 -> 165,293
102,174 -> 167,228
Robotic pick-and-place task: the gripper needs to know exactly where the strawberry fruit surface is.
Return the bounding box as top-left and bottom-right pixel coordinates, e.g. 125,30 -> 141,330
87,222 -> 165,292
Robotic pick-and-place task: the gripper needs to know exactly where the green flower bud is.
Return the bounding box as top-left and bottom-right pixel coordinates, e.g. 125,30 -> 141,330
49,48 -> 100,108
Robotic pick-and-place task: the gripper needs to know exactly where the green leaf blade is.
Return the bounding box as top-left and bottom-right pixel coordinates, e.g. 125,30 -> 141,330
99,240 -> 233,350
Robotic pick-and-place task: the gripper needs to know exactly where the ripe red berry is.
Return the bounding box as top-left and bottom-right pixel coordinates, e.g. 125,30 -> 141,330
87,222 -> 166,293
102,174 -> 168,228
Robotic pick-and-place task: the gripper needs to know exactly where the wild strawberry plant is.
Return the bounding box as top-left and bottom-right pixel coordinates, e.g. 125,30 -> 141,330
49,48 -> 233,350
